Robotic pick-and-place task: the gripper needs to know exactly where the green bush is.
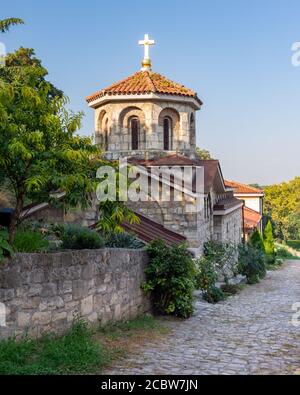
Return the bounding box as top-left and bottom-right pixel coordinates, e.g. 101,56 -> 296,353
195,256 -> 218,291
203,241 -> 238,284
203,285 -> 225,304
60,224 -> 104,250
104,232 -> 145,249
13,230 -> 49,253
249,230 -> 265,253
0,320 -> 108,375
195,256 -> 225,304
238,243 -> 266,284
0,228 -> 14,261
142,240 -> 196,319
263,221 -> 276,264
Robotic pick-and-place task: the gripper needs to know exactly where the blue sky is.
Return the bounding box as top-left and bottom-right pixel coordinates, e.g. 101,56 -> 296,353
1,0 -> 300,185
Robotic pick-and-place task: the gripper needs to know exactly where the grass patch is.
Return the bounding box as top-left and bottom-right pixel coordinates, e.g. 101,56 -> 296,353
0,315 -> 169,375
98,314 -> 169,340
286,240 -> 300,252
266,261 -> 284,270
94,314 -> 170,369
13,230 -> 49,253
275,246 -> 300,260
0,320 -> 110,375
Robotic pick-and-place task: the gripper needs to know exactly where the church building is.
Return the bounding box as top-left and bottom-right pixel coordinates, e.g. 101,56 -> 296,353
86,35 -> 243,255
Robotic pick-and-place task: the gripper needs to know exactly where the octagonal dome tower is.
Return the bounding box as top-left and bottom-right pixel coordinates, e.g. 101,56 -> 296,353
86,35 -> 203,160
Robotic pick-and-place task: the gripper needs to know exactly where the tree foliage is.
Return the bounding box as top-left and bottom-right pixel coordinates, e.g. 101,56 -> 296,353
263,220 -> 275,258
238,243 -> 266,284
195,146 -> 213,160
0,228 -> 14,261
0,47 -> 102,242
264,177 -> 300,240
0,18 -> 24,33
249,230 -> 265,253
142,240 -> 196,318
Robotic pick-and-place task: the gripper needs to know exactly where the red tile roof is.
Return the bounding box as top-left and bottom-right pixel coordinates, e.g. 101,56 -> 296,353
128,154 -> 196,167
243,206 -> 262,230
129,155 -> 222,194
122,213 -> 187,246
214,197 -> 243,211
86,71 -> 202,104
225,180 -> 264,194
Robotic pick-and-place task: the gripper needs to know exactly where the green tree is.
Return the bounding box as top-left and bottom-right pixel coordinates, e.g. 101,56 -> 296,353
195,147 -> 213,160
0,47 -> 139,244
238,243 -> 266,284
249,230 -> 265,253
264,177 -> 300,240
263,220 -> 275,262
0,47 -> 138,243
0,17 -> 24,33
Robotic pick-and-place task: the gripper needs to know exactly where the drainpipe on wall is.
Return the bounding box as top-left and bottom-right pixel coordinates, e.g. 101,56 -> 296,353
242,200 -> 246,244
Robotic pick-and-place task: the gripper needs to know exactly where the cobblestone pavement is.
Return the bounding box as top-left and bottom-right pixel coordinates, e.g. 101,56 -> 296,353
105,261 -> 300,375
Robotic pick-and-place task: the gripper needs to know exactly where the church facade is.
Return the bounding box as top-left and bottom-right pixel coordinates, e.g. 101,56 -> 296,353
86,35 -> 243,255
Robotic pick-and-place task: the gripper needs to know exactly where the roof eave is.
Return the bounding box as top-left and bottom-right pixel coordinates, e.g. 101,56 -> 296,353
87,92 -> 203,110
234,193 -> 265,197
213,201 -> 244,216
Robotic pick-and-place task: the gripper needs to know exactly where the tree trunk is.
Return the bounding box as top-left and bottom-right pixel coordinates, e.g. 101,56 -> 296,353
8,195 -> 24,245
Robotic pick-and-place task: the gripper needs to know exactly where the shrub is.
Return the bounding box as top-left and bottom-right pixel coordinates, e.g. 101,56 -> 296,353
13,230 -> 50,253
104,232 -> 145,249
203,285 -> 225,304
195,256 -> 225,303
195,256 -> 218,292
142,240 -> 196,319
249,230 -> 265,253
263,221 -> 275,264
0,228 -> 14,261
238,243 -> 266,284
60,224 -> 104,250
203,241 -> 238,284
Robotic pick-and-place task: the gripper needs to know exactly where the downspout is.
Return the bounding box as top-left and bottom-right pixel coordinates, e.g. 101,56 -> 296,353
242,200 -> 246,244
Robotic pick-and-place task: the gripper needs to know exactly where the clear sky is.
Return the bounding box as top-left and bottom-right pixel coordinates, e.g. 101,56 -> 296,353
1,0 -> 300,185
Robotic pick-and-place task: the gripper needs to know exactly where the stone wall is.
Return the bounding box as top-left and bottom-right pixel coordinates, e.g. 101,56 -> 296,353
94,99 -> 197,159
0,249 -> 150,339
128,196 -> 206,251
213,208 -> 242,245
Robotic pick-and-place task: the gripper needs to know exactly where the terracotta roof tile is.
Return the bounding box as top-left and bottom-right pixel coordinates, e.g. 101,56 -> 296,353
225,180 -> 264,194
86,71 -> 202,104
214,197 -> 243,211
243,206 -> 262,229
122,213 -> 186,246
128,155 -> 222,194
128,154 -> 196,167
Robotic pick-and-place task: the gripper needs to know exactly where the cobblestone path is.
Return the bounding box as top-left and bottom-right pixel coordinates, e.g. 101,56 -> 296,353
106,261 -> 300,375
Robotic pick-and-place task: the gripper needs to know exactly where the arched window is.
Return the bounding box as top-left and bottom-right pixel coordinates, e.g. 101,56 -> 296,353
130,117 -> 140,150
163,117 -> 172,151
